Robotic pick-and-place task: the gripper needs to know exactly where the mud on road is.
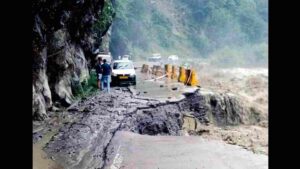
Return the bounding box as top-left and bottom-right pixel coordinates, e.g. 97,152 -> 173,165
33,87 -> 188,169
33,84 -> 267,169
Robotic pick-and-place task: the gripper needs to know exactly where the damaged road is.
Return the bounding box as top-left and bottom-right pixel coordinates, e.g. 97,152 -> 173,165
33,87 -> 268,169
104,131 -> 267,169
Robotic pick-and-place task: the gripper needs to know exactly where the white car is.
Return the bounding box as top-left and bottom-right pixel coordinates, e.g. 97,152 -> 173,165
96,53 -> 112,64
147,53 -> 162,66
122,55 -> 131,60
111,59 -> 136,85
168,55 -> 179,61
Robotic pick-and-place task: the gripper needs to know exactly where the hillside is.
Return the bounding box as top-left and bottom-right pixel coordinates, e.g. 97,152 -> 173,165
110,0 -> 268,67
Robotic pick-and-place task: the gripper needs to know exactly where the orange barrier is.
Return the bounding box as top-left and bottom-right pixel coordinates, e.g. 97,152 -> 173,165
171,65 -> 178,79
187,69 -> 199,86
178,66 -> 187,83
141,64 -> 149,73
153,65 -> 164,76
165,64 -> 172,78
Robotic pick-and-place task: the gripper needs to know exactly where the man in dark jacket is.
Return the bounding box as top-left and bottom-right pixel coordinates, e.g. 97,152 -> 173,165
95,57 -> 103,90
101,59 -> 111,93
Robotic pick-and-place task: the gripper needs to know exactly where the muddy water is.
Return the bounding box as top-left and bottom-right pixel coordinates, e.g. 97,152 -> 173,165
33,145 -> 63,169
220,68 -> 268,79
33,121 -> 64,169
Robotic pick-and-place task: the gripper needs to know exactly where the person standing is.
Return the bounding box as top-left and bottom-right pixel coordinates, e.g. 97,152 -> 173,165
95,57 -> 103,90
101,59 -> 111,93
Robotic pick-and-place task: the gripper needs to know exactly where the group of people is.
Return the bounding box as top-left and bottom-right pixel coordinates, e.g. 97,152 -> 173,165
95,57 -> 111,93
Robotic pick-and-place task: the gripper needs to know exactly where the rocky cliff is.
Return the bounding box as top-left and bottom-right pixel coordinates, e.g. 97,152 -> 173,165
32,0 -> 114,120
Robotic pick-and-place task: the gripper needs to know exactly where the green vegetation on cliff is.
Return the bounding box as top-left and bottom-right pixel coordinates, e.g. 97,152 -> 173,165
109,0 -> 268,67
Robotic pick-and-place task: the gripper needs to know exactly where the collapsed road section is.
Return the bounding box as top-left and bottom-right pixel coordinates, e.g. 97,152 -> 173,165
33,87 -> 267,169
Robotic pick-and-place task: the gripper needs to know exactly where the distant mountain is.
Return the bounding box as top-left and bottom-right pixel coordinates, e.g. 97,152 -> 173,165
110,0 -> 268,67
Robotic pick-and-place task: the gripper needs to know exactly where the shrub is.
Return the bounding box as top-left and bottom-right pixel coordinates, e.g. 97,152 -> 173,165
73,70 -> 98,99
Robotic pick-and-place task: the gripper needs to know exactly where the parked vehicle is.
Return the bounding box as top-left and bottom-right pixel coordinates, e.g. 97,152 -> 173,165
122,55 -> 131,60
147,53 -> 163,66
96,52 -> 112,64
168,55 -> 179,61
111,59 -> 136,85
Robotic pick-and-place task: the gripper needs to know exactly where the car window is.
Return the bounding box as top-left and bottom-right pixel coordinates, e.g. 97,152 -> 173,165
113,62 -> 134,69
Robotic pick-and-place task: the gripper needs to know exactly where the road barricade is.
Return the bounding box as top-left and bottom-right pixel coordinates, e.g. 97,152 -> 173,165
153,65 -> 164,76
165,64 -> 172,79
171,65 -> 178,79
141,64 -> 149,73
178,66 -> 187,83
186,69 -> 199,86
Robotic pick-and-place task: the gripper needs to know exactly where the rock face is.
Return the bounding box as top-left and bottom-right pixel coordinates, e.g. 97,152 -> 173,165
99,25 -> 112,53
32,0 -> 114,120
